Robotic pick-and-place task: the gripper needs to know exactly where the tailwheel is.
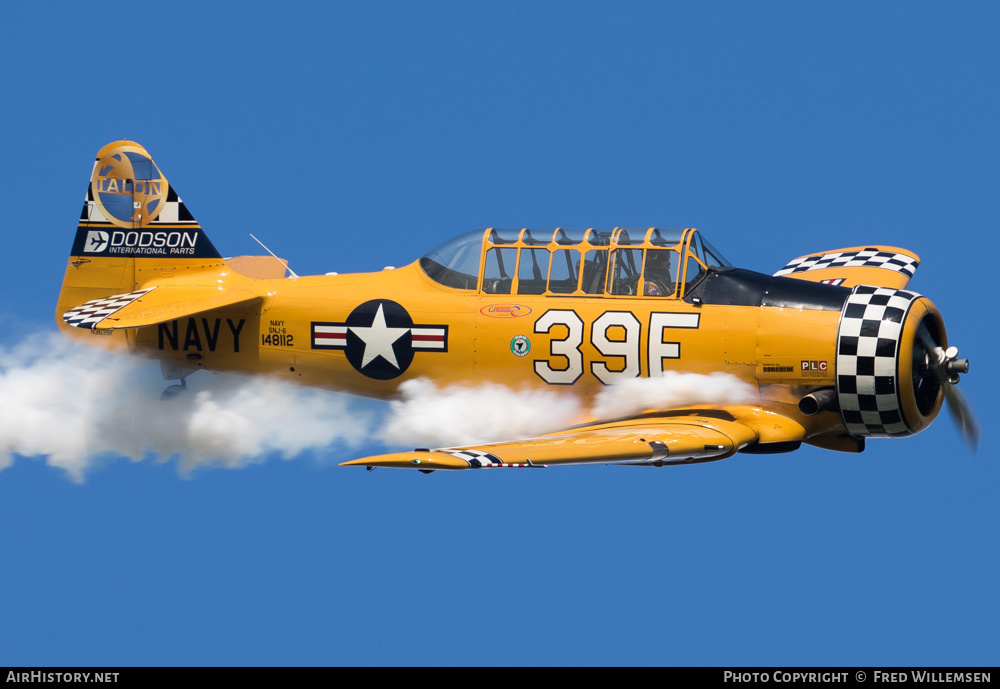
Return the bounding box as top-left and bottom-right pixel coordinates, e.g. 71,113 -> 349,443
160,378 -> 191,402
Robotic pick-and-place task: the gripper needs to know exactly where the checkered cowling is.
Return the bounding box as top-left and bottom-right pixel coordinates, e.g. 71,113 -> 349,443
836,285 -> 920,437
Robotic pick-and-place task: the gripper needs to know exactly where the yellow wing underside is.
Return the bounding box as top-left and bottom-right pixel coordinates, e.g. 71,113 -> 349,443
342,408 -> 807,471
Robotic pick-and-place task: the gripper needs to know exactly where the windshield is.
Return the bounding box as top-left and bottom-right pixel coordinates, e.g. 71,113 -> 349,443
694,234 -> 733,269
419,230 -> 484,289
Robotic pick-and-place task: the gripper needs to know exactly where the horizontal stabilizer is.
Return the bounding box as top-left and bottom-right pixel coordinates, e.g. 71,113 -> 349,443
774,246 -> 919,289
63,281 -> 259,330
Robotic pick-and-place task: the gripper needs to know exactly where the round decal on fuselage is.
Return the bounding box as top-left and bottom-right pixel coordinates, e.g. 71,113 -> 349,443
311,299 -> 448,380
343,300 -> 415,380
510,335 -> 531,357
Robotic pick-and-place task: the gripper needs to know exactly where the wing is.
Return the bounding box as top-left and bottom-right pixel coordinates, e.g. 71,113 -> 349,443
774,246 -> 919,289
341,407 -> 807,471
62,279 -> 259,330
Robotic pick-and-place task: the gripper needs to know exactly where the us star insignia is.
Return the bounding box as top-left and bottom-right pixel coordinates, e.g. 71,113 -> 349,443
311,299 -> 447,379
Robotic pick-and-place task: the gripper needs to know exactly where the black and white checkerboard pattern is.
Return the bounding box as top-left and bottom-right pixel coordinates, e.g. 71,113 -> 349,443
63,287 -> 157,329
447,450 -> 505,468
836,285 -> 920,437
445,449 -> 543,468
775,249 -> 918,279
82,177 -> 196,225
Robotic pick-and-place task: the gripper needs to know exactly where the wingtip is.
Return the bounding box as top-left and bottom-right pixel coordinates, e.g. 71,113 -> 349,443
340,452 -> 470,470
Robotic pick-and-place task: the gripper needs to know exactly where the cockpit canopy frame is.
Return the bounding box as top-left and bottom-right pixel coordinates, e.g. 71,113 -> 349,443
419,227 -> 732,298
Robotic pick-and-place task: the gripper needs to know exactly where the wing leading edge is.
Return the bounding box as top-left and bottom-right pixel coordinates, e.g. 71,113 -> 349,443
342,408 -> 807,471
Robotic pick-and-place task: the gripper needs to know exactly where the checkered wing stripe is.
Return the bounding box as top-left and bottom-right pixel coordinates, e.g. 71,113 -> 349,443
835,285 -> 919,438
775,250 -> 918,278
448,450 -> 504,468
62,287 -> 156,329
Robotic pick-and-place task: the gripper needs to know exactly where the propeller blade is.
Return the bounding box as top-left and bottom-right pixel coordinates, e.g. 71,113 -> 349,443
944,382 -> 980,452
916,321 -> 946,371
916,320 -> 977,450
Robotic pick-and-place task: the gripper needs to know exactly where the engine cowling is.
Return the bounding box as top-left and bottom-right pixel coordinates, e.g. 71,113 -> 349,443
835,285 -> 946,438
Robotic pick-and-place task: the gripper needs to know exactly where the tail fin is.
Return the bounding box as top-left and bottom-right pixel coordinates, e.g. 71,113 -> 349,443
56,141 -> 226,345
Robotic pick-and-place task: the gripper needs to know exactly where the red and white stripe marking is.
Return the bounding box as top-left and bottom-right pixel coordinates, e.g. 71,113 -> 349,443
312,324 -> 347,348
410,326 -> 447,350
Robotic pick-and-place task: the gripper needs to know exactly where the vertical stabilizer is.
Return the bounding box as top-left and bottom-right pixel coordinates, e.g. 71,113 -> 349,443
56,141 -> 225,346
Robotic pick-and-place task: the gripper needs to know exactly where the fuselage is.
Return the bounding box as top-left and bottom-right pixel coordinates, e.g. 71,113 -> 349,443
123,260 -> 843,435
58,223 -> 949,453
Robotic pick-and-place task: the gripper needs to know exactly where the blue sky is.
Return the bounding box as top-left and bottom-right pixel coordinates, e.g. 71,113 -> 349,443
0,2 -> 997,666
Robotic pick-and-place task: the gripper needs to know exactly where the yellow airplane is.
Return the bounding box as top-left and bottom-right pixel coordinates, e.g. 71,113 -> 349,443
56,141 -> 977,472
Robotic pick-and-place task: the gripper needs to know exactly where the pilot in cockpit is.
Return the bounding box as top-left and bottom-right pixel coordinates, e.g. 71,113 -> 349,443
643,249 -> 674,297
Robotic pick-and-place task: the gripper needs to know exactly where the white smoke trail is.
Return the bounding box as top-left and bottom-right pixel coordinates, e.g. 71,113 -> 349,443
380,372 -> 754,449
590,371 -> 756,419
0,333 -> 371,482
380,377 -> 584,447
0,334 -> 756,481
